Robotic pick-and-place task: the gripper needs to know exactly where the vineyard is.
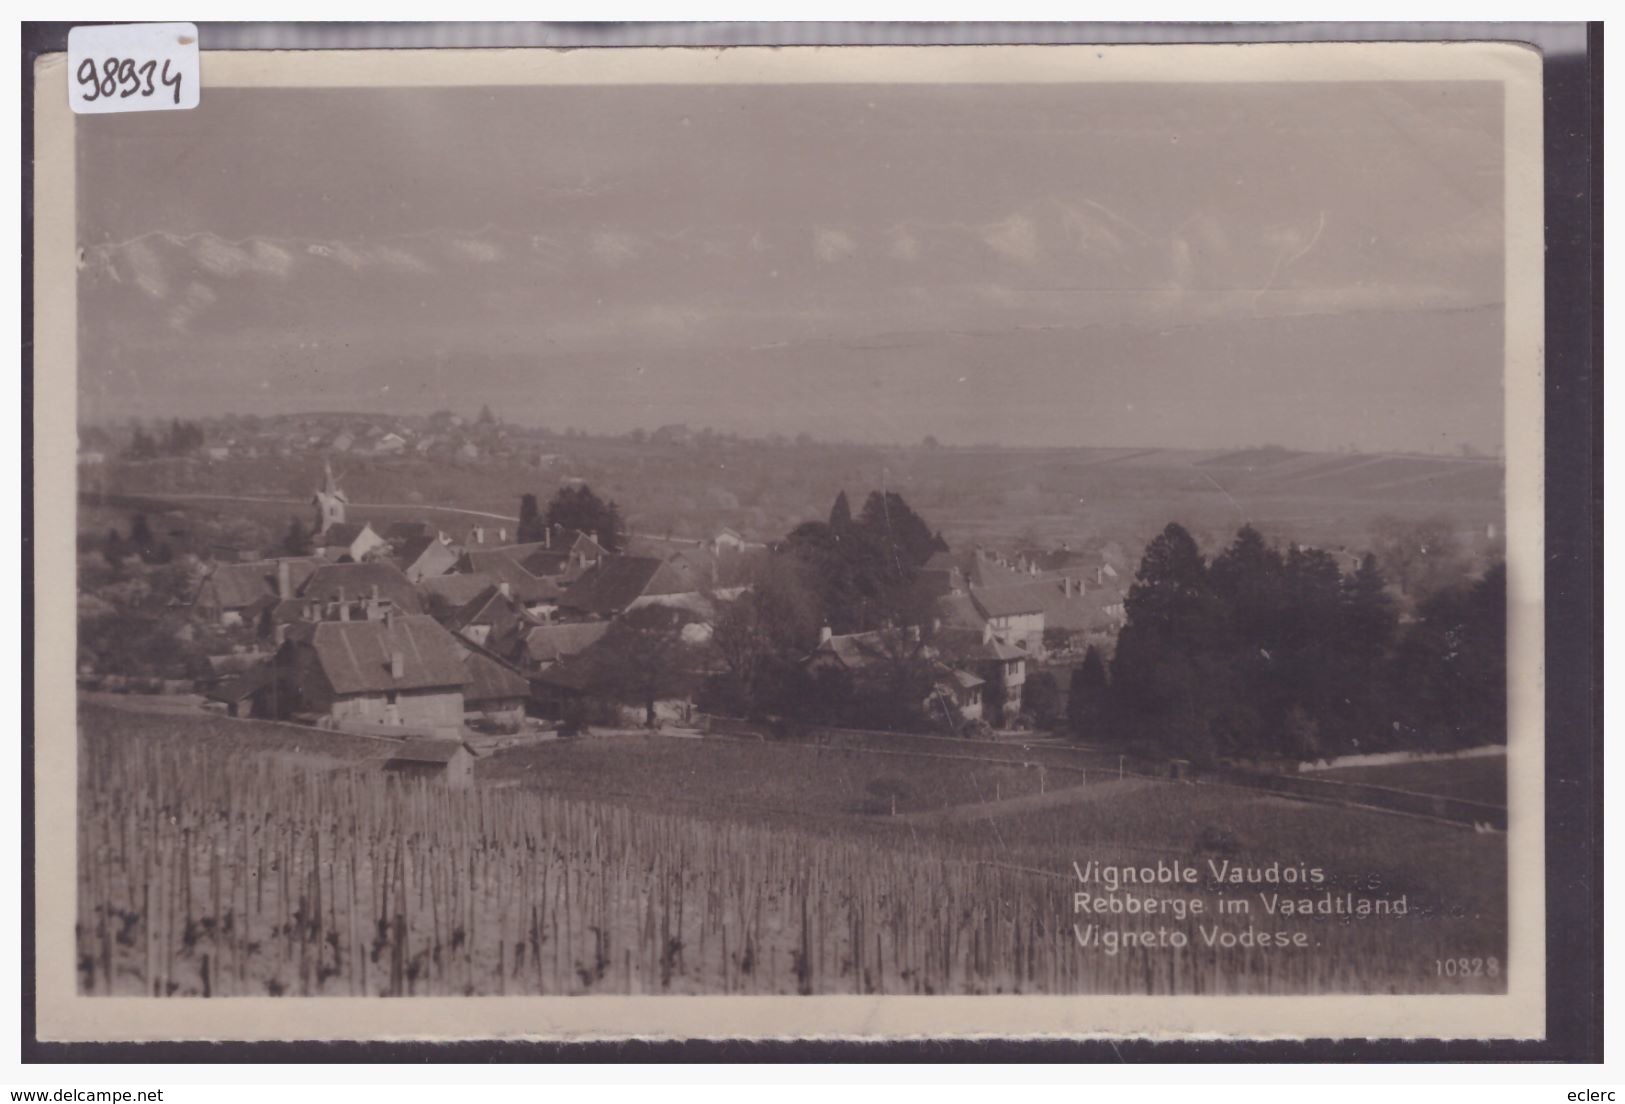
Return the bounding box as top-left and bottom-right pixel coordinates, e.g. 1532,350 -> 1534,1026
76,714 -> 1507,998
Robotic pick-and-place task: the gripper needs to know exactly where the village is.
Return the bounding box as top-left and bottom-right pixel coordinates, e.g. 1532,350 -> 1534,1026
80,451 -> 1136,785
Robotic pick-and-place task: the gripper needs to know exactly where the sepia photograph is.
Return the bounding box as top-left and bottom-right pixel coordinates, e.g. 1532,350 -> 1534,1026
30,37 -> 1552,1044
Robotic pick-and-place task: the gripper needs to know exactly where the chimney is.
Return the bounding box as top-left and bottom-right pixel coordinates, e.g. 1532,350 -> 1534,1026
818,625 -> 833,645
277,560 -> 292,599
337,586 -> 350,621
499,581 -> 511,600
391,650 -> 405,679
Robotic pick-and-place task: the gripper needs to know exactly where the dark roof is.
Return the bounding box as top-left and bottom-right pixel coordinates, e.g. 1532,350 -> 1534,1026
457,552 -> 563,604
935,627 -> 1028,664
559,556 -> 690,616
417,572 -> 497,608
461,648 -> 532,704
315,521 -> 372,549
809,630 -> 925,671
936,592 -> 986,632
969,585 -> 1047,619
386,739 -> 470,765
299,615 -> 466,694
205,667 -> 270,703
521,621 -> 610,664
445,585 -> 533,639
519,549 -> 573,577
299,562 -> 424,614
198,559 -> 318,610
393,536 -> 458,576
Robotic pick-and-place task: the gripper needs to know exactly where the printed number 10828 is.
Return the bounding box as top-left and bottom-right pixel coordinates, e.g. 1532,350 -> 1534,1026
1436,956 -> 1501,978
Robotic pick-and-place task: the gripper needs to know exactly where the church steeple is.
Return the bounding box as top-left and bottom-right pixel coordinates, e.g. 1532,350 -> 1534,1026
312,459 -> 348,534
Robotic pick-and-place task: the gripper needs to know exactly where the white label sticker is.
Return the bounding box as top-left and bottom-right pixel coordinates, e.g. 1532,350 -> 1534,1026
67,23 -> 200,115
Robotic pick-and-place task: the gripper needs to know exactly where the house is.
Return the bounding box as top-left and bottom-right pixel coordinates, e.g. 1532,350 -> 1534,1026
658,544 -> 764,599
514,621 -> 611,672
382,740 -> 477,789
417,571 -> 499,613
957,584 -> 1046,654
803,627 -> 985,727
456,548 -> 567,615
557,556 -> 695,619
392,535 -> 459,583
929,666 -> 985,726
935,629 -> 1029,727
372,431 -> 408,455
650,423 -> 693,447
439,583 -> 534,651
272,613 -> 466,728
202,666 -> 272,718
939,575 -> 1126,658
298,561 -> 425,620
456,644 -> 532,728
711,527 -> 748,554
193,558 -> 319,626
314,520 -> 388,563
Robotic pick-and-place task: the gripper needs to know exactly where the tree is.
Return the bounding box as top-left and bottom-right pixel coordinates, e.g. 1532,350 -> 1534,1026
517,493 -> 545,544
477,403 -> 497,426
1392,562 -> 1506,750
708,556 -> 820,716
828,490 -> 853,531
1066,646 -> 1109,737
543,484 -> 626,553
1023,670 -> 1062,729
857,490 -> 947,571
581,604 -> 700,726
1369,515 -> 1466,603
281,517 -> 312,558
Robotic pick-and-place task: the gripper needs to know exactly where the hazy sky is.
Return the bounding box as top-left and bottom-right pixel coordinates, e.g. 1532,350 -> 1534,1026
76,81 -> 1505,452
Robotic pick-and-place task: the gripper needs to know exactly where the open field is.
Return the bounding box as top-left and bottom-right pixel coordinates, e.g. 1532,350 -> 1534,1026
76,703 -> 1507,997
1315,755 -> 1507,807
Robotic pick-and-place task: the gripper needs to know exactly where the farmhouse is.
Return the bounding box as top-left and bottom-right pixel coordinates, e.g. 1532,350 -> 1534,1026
935,629 -> 1029,727
558,555 -> 696,619
382,739 -> 477,789
457,548 -> 566,615
439,583 -> 535,651
391,534 -> 460,583
514,621 -> 610,672
456,645 -> 532,728
272,613 -> 466,728
417,571 -> 498,613
314,521 -> 388,564
299,561 -> 424,620
193,558 -> 318,626
804,627 -> 987,726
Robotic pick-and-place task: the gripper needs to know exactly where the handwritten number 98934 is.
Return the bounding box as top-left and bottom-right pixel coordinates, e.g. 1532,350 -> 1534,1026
76,56 -> 183,105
